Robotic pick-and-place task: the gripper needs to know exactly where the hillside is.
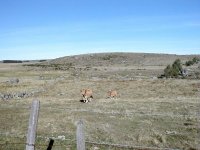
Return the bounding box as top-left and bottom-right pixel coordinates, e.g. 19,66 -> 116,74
46,52 -> 200,67
0,52 -> 200,149
24,52 -> 197,80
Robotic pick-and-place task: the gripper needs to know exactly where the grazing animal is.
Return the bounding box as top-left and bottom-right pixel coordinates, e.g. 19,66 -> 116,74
107,90 -> 118,99
81,89 -> 93,103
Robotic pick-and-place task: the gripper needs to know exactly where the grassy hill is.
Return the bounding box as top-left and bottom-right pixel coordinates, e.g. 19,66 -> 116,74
0,52 -> 200,149
47,52 -> 199,67
33,52 -> 199,80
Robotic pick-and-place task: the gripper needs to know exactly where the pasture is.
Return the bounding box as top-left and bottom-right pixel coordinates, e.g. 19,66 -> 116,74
0,53 -> 199,149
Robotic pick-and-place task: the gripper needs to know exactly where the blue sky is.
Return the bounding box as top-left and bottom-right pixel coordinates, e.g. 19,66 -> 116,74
0,0 -> 200,60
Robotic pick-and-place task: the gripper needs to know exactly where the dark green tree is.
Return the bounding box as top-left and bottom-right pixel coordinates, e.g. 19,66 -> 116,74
163,59 -> 183,78
164,65 -> 172,78
172,59 -> 182,73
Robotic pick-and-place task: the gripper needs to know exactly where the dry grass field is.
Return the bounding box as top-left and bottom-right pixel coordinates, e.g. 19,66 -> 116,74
0,53 -> 200,150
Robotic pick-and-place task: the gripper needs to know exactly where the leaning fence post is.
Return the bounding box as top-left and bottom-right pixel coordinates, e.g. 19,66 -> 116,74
47,139 -> 54,150
26,100 -> 40,150
76,120 -> 85,150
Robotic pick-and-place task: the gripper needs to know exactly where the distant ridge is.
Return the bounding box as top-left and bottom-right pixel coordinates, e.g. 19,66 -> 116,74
45,52 -> 200,67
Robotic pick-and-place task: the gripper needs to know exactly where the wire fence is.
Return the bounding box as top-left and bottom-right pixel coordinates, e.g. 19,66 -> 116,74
0,133 -> 183,150
0,100 -> 199,150
0,142 -> 182,150
0,122 -> 198,150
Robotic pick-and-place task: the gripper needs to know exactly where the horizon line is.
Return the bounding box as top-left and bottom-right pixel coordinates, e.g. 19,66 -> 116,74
1,51 -> 200,61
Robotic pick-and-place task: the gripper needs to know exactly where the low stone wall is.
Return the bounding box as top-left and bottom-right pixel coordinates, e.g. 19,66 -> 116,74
0,89 -> 45,100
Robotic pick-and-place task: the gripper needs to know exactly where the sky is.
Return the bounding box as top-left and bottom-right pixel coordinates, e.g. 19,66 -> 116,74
0,0 -> 200,60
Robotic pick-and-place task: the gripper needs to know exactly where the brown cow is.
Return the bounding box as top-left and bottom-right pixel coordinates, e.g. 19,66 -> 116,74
81,89 -> 93,103
107,90 -> 118,99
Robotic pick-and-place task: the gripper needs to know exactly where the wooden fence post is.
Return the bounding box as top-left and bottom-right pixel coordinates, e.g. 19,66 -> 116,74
26,100 -> 40,150
76,120 -> 85,150
47,139 -> 54,150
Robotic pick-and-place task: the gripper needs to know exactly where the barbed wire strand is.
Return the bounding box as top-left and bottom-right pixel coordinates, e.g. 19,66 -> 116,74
86,141 -> 181,150
0,142 -> 175,150
1,122 -> 198,149
0,141 -> 181,150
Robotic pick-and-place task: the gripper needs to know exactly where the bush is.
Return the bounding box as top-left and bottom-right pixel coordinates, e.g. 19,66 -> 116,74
173,59 -> 182,72
185,57 -> 200,66
164,65 -> 172,78
192,57 -> 200,63
185,60 -> 194,66
163,59 -> 183,78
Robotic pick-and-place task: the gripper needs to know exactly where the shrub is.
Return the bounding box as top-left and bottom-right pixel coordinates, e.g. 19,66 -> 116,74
163,59 -> 183,78
185,57 -> 200,66
185,60 -> 194,66
164,65 -> 172,78
172,59 -> 182,72
192,57 -> 200,63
